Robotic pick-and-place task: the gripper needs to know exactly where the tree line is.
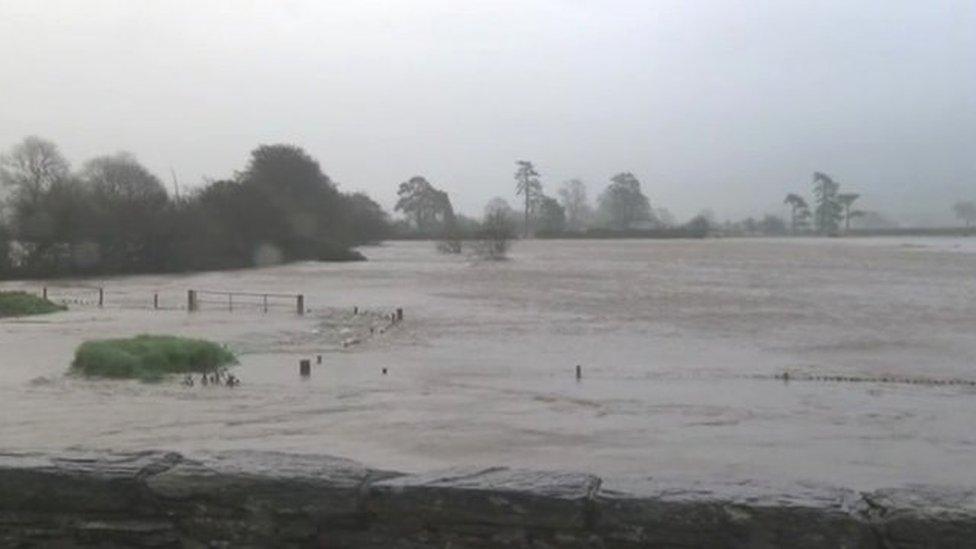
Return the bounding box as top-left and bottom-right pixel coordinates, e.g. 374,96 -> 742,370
392,160 -> 711,243
0,136 -> 389,278
783,172 -> 863,236
1,134 -> 881,277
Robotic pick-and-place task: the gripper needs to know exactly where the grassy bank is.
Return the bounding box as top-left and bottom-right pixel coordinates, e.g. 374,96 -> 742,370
72,335 -> 237,381
0,291 -> 66,317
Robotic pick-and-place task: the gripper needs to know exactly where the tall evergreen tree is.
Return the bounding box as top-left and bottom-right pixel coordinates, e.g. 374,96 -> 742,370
514,160 -> 541,238
812,172 -> 843,235
837,193 -> 861,232
784,193 -> 811,234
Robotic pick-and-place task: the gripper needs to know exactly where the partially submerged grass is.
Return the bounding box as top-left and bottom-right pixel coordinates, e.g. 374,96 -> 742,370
0,291 -> 66,317
72,334 -> 237,382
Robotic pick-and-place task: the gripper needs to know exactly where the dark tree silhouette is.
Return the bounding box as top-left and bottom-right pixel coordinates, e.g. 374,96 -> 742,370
597,172 -> 653,230
558,179 -> 590,231
514,160 -> 541,238
953,201 -> 976,228
0,138 -> 385,277
837,193 -> 861,232
394,176 -> 454,236
812,172 -> 843,235
536,195 -> 566,234
784,193 -> 811,235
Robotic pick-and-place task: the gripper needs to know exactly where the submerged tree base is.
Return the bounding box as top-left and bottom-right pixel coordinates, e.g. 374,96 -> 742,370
72,335 -> 237,382
0,291 -> 66,317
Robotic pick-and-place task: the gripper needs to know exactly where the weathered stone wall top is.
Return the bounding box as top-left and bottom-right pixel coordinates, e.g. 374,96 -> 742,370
0,449 -> 973,548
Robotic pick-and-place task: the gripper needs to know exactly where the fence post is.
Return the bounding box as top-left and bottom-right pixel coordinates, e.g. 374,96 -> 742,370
153,293 -> 159,310
187,290 -> 197,312
263,294 -> 268,313
42,287 -> 47,300
98,287 -> 104,308
296,294 -> 304,315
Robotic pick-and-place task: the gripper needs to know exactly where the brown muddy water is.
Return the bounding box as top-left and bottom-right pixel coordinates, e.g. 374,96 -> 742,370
3,238 -> 976,489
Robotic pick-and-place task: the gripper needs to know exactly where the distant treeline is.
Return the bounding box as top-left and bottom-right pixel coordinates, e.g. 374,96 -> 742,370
847,227 -> 976,237
0,137 -> 389,279
389,164 -> 716,242
536,225 -> 710,240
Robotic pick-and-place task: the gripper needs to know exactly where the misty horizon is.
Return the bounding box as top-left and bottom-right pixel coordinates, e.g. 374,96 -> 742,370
2,0 -> 974,225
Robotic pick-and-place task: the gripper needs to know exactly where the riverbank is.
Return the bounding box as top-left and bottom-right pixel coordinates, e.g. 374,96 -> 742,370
1,449 -> 971,547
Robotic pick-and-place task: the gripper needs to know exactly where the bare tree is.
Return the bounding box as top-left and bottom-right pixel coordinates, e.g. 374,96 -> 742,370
953,201 -> 976,228
557,179 -> 590,231
0,136 -> 70,200
473,209 -> 514,260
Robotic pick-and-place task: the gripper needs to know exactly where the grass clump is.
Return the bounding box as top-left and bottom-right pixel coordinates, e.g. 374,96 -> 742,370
72,334 -> 237,382
0,291 -> 66,317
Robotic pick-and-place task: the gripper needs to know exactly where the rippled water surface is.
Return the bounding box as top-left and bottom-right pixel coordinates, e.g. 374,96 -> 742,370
3,237 -> 976,489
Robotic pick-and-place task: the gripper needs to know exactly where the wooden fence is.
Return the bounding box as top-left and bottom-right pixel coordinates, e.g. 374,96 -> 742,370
22,286 -> 305,315
187,290 -> 305,315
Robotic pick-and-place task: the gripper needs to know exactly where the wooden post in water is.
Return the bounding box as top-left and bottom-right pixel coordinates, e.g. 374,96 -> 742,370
299,359 -> 311,377
228,293 -> 233,312
153,293 -> 159,310
42,287 -> 47,300
396,308 -> 403,322
187,290 -> 198,312
296,294 -> 305,315
576,365 -> 582,381
263,294 -> 268,313
98,287 -> 104,308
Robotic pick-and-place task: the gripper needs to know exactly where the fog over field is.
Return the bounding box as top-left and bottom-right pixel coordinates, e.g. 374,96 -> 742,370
1,0 -> 974,223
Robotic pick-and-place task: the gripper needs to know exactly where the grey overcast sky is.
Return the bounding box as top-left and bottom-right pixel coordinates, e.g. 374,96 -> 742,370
1,0 -> 974,224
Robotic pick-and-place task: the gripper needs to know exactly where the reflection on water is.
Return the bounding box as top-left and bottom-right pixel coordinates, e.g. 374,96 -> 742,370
2,238 -> 976,489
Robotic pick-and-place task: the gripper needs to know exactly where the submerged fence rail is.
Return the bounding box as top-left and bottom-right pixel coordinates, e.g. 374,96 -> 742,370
41,285 -> 104,308
9,285 -> 306,315
187,289 -> 305,315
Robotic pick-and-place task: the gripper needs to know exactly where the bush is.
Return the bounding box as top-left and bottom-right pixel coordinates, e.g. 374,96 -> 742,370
436,238 -> 463,254
0,291 -> 66,317
72,334 -> 237,382
473,210 -> 514,260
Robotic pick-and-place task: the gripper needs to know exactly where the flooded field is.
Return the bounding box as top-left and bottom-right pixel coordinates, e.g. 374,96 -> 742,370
3,238 -> 976,490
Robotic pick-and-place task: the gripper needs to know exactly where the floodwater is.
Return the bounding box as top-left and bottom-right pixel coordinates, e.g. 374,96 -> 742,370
3,238 -> 976,490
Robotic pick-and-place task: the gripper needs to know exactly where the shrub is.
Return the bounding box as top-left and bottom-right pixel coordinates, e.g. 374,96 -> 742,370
472,210 -> 514,260
0,291 -> 66,317
72,334 -> 237,382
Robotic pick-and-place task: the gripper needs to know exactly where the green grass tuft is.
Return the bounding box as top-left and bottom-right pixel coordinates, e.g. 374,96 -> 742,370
0,291 -> 66,317
72,334 -> 237,382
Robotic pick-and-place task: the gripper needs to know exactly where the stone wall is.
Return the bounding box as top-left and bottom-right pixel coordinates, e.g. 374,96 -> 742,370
1,450 -> 973,548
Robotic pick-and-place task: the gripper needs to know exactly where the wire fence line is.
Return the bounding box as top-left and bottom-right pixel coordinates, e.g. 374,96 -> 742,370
25,285 -> 307,315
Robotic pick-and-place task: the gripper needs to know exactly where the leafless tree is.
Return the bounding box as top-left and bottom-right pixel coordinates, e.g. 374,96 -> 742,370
557,179 -> 591,231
